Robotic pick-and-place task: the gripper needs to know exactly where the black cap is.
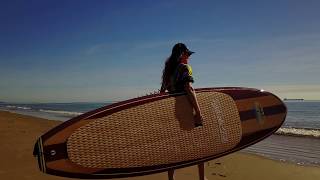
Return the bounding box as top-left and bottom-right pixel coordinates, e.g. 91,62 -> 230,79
172,43 -> 195,57
186,49 -> 195,56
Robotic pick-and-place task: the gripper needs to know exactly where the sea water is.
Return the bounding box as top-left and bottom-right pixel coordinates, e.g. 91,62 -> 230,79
0,101 -> 319,166
244,101 -> 320,166
0,102 -> 110,121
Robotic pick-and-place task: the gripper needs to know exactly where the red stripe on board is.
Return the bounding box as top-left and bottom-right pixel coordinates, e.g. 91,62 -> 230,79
197,87 -> 269,100
239,104 -> 287,121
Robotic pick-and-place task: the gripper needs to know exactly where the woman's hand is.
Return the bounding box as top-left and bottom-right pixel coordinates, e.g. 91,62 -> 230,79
194,112 -> 203,127
185,82 -> 203,127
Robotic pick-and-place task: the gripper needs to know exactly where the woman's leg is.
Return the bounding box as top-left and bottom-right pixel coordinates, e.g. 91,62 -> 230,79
168,169 -> 175,180
198,163 -> 205,180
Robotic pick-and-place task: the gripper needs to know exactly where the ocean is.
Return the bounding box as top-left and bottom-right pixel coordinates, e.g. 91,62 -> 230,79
243,100 -> 320,166
0,100 -> 319,166
0,102 -> 110,121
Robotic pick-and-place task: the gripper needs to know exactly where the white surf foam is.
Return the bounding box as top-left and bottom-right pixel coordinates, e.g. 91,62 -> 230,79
16,106 -> 32,110
276,127 -> 320,138
5,105 -> 17,108
5,105 -> 31,110
39,109 -> 83,116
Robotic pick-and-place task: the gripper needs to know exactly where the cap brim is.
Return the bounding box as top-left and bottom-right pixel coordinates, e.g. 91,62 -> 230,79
187,51 -> 195,56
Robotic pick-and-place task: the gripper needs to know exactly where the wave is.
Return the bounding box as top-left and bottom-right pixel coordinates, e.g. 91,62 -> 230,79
39,109 -> 83,116
17,106 -> 32,110
5,105 -> 16,108
5,105 -> 31,110
275,127 -> 320,138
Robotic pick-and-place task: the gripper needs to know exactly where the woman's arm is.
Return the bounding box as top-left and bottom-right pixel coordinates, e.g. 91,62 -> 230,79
184,82 -> 203,125
184,82 -> 200,114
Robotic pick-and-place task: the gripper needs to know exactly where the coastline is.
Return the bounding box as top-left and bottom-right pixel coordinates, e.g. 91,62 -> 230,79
0,110 -> 319,180
242,134 -> 320,166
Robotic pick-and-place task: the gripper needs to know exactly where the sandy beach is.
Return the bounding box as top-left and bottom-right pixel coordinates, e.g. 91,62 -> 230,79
0,110 -> 319,180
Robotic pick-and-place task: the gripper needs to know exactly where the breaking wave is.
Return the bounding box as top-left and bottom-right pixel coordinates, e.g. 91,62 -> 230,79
39,109 -> 83,117
275,127 -> 320,138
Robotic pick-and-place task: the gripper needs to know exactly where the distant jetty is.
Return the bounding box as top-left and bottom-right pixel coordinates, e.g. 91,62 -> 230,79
283,98 -> 304,101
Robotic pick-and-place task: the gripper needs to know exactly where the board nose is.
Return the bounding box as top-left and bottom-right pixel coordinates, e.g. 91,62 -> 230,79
269,93 -> 287,127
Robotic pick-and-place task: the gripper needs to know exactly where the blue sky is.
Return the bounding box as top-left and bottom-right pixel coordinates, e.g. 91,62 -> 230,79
1,0 -> 320,102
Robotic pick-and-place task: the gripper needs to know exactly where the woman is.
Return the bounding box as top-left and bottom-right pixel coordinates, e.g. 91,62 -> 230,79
160,43 -> 203,126
160,43 -> 205,180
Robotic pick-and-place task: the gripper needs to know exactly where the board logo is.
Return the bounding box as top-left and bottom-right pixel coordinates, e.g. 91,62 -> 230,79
212,100 -> 228,143
254,102 -> 265,125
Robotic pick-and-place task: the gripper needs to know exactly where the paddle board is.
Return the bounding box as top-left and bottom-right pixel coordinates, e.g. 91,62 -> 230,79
33,87 -> 287,178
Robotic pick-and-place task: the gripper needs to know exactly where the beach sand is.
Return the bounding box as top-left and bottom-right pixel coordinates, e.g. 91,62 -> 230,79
0,110 -> 319,180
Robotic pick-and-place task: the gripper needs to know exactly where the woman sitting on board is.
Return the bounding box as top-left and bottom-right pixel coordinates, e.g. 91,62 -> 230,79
160,43 -> 205,180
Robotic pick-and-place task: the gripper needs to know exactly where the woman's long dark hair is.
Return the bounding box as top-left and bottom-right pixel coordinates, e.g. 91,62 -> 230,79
160,43 -> 187,92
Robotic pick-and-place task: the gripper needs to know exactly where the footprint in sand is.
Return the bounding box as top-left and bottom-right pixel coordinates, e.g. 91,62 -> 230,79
207,161 -> 228,178
211,172 -> 227,178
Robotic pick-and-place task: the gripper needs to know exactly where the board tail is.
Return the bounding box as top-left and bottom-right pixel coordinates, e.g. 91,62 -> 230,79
33,138 -> 46,173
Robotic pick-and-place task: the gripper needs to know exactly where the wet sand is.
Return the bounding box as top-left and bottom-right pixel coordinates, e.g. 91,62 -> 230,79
243,134 -> 320,166
0,110 -> 319,180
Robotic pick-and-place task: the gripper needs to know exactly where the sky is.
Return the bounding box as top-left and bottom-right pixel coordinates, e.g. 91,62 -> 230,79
0,0 -> 320,102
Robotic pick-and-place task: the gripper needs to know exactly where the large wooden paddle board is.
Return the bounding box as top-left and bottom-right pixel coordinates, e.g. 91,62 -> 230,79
33,87 -> 287,179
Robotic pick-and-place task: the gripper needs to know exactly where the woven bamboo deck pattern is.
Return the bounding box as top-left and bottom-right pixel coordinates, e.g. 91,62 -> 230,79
67,92 -> 242,168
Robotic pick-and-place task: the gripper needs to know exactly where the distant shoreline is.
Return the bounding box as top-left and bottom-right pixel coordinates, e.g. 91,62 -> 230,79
283,98 -> 304,101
